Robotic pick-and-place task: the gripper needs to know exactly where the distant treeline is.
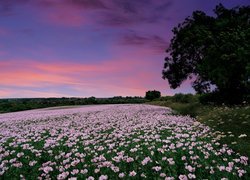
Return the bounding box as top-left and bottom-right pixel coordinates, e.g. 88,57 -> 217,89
0,96 -> 146,113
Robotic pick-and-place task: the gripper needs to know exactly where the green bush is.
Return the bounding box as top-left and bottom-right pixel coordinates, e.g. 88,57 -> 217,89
172,93 -> 197,103
145,90 -> 161,101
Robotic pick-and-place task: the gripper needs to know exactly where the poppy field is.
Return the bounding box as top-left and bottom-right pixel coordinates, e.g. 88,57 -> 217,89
0,105 -> 249,179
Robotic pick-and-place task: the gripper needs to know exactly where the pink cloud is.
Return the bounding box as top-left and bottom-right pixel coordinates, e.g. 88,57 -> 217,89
0,57 -> 157,97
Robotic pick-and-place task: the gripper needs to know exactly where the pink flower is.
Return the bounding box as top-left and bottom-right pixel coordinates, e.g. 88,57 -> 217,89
165,177 -> 174,180
152,166 -> 162,172
57,172 -> 69,180
71,169 -> 79,175
68,178 -> 77,180
17,152 -> 24,158
80,169 -> 88,174
240,156 -> 248,165
99,175 -> 108,180
111,166 -> 119,173
129,171 -> 137,177
126,157 -> 134,163
238,169 -> 246,177
43,166 -> 53,174
167,158 -> 175,165
87,176 -> 95,180
181,156 -> 186,161
179,175 -> 188,180
118,173 -> 125,178
188,173 -> 196,179
29,160 -> 37,167
141,157 -> 152,165
226,166 -> 232,172
94,169 -> 100,173
185,165 -> 195,172
160,173 -> 166,177
218,166 -> 225,171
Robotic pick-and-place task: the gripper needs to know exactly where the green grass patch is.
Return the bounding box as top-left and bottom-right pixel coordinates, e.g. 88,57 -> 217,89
148,101 -> 250,157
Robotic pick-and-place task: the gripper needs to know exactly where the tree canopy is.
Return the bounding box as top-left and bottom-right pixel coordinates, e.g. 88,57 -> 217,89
145,90 -> 161,101
162,4 -> 250,104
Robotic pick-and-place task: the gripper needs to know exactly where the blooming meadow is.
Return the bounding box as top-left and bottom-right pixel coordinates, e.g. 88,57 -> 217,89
0,104 -> 249,179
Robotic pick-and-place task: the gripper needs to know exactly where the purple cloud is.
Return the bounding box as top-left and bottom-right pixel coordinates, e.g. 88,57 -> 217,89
120,32 -> 169,53
98,0 -> 173,26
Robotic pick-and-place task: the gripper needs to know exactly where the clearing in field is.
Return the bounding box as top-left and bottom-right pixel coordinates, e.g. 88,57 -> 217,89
0,104 -> 249,179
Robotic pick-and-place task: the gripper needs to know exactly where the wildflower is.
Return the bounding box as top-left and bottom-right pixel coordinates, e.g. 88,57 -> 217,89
238,169 -> 246,177
141,173 -> 146,178
185,165 -> 195,172
29,160 -> 37,167
71,169 -> 79,175
118,173 -> 125,178
99,175 -> 108,180
152,166 -> 162,172
240,156 -> 248,165
167,158 -> 175,165
218,166 -> 225,171
162,157 -> 167,161
80,169 -> 88,174
165,177 -> 174,180
87,176 -> 95,180
129,171 -> 136,177
141,157 -> 152,165
160,173 -> 166,177
94,169 -> 100,173
68,178 -> 77,180
43,166 -> 53,174
179,175 -> 188,180
111,166 -> 119,173
238,134 -> 247,138
57,172 -> 69,180
188,174 -> 196,179
17,152 -> 24,158
126,157 -> 134,163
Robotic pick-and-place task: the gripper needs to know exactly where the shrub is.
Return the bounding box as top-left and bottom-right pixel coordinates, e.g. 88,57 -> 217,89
172,93 -> 196,103
145,90 -> 161,101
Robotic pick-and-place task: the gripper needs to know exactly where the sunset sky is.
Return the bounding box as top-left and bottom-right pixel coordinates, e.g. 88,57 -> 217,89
0,0 -> 248,98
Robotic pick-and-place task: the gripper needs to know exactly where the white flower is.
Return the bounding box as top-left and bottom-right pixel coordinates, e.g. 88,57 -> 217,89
238,134 -> 247,138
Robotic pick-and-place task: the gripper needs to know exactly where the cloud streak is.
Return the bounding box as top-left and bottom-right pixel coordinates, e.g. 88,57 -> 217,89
119,32 -> 169,54
0,57 -> 166,98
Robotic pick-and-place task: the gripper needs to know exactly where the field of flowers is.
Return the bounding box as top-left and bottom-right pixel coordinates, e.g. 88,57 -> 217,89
0,104 -> 249,179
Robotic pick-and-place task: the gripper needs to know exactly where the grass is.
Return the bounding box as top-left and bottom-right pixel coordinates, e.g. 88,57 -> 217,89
0,97 -> 146,114
147,100 -> 250,157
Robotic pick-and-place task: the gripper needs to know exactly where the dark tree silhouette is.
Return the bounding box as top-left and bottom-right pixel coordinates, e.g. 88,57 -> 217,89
162,4 -> 250,104
145,90 -> 161,101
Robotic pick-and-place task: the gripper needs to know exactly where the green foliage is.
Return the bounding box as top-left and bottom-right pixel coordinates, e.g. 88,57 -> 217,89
0,97 -> 146,113
163,4 -> 250,104
148,99 -> 250,157
147,93 -> 201,117
199,92 -> 225,105
145,90 -> 161,101
172,93 -> 197,103
197,105 -> 250,157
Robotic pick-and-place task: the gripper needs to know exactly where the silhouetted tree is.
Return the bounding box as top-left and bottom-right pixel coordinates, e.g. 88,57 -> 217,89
145,90 -> 161,101
162,4 -> 250,104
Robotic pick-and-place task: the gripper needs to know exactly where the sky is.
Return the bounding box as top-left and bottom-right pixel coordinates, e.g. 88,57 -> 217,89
0,0 -> 249,98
